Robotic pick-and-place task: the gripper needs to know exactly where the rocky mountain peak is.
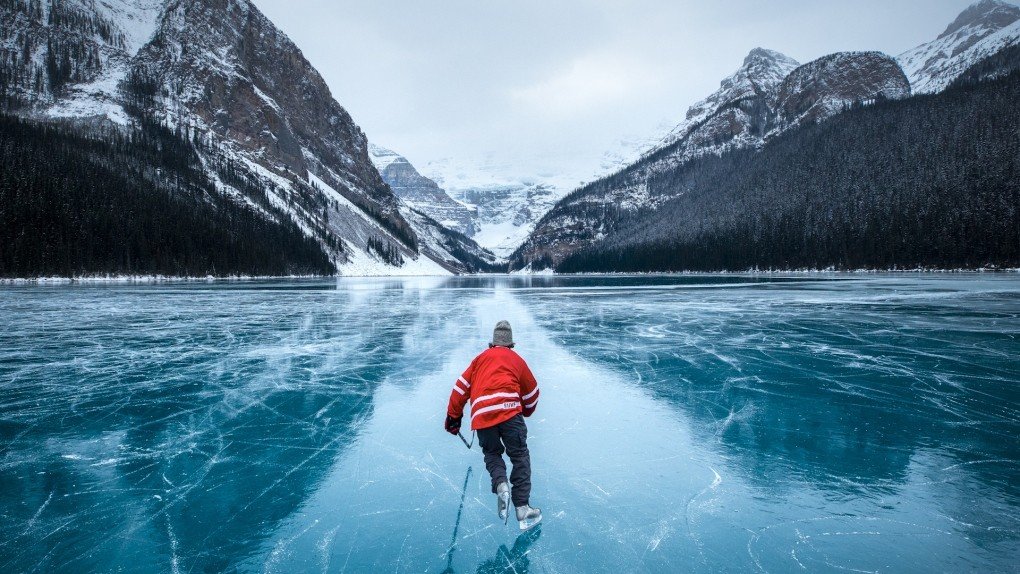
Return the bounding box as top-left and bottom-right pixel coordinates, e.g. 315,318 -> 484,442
939,0 -> 1019,40
129,0 -> 421,253
899,0 -> 1020,93
368,146 -> 478,237
660,47 -> 798,150
742,47 -> 801,75
2,0 -> 505,274
709,47 -> 798,103
775,51 -> 910,129
727,47 -> 803,103
367,144 -> 403,172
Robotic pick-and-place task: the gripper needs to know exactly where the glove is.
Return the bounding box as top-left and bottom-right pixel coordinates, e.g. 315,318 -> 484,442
445,415 -> 462,435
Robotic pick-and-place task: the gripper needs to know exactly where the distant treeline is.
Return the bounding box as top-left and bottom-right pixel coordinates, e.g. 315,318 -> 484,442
0,114 -> 336,278
557,69 -> 1020,273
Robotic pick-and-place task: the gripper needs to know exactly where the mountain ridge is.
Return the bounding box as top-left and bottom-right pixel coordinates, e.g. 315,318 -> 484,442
511,48 -> 911,269
3,0 -> 1017,276
898,0 -> 1020,93
556,69 -> 1019,273
369,144 -> 478,237
511,0 -> 1018,271
1,0 -> 494,276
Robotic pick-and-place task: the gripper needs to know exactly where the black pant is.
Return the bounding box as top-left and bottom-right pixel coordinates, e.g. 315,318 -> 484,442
476,414 -> 531,507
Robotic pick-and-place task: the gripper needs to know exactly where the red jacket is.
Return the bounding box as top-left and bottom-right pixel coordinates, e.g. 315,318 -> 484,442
447,346 -> 540,430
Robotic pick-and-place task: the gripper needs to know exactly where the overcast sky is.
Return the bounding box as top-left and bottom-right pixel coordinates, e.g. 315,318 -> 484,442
251,0 -> 987,183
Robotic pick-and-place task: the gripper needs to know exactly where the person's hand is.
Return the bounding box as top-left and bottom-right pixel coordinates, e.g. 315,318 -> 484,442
445,415 -> 462,435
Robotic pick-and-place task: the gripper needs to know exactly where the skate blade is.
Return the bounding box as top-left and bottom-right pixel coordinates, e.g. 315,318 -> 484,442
518,514 -> 542,531
498,493 -> 510,525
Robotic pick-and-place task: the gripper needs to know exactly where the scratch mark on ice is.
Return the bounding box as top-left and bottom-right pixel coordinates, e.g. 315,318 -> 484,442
23,491 -> 53,534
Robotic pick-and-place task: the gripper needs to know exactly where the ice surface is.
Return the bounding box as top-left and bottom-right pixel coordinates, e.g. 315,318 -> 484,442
0,275 -> 1018,572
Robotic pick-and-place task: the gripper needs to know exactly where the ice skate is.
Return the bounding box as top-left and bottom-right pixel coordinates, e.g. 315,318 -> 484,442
496,481 -> 511,524
515,504 -> 542,530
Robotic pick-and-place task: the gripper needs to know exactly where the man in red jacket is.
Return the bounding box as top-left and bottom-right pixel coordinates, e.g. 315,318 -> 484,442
445,320 -> 542,529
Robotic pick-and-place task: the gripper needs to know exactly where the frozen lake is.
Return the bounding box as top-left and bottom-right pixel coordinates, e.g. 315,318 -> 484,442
1,275 -> 1018,573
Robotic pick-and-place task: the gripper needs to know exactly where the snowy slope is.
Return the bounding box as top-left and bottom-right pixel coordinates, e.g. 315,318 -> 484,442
43,0 -> 164,124
513,48 -> 914,269
423,157 -> 573,258
578,48 -> 800,212
509,48 -> 804,267
398,206 -> 499,274
659,48 -> 800,151
0,0 -> 162,121
367,144 -> 403,172
628,48 -> 801,199
369,145 -> 478,237
898,0 -> 1020,93
594,119 -> 678,178
367,147 -> 496,271
412,134 -> 674,258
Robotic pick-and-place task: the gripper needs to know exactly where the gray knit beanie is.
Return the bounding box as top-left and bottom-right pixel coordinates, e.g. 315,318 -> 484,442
490,320 -> 514,348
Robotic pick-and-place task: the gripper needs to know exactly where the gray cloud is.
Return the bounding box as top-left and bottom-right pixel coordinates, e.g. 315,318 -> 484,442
251,0 -> 986,184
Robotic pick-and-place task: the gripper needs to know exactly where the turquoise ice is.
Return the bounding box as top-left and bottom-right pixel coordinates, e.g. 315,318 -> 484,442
0,275 -> 1017,572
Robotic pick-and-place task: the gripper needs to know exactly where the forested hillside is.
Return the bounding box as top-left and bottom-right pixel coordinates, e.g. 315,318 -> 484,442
557,70 -> 1020,273
0,115 -> 336,278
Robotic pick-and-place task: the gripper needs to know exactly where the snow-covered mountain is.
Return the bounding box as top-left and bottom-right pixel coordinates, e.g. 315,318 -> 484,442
620,48 -> 801,203
414,125 -> 685,259
509,47 -> 807,266
1,0 -> 490,276
138,0 -> 415,244
434,49 -> 801,264
898,0 -> 1020,93
397,206 -> 499,274
660,48 -> 800,152
422,157 -> 574,258
594,119 -> 678,176
422,49 -> 796,260
370,145 -> 564,261
513,1 -> 1019,272
1,0 -> 164,120
512,47 -> 913,269
368,145 -> 478,237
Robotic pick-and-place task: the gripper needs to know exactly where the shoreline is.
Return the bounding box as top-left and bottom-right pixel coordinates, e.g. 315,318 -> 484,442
1,267 -> 1018,284
550,267 -> 1020,276
0,274 -> 334,285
